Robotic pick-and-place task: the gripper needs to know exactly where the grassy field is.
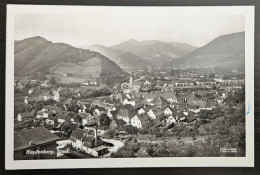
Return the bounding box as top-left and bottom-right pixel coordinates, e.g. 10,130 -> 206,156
49,57 -> 101,77
47,57 -> 102,84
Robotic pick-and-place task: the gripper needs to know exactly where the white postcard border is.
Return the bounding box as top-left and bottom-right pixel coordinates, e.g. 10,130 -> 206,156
5,5 -> 255,169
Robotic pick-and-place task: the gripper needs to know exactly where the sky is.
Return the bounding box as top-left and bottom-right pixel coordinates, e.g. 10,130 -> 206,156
14,7 -> 245,48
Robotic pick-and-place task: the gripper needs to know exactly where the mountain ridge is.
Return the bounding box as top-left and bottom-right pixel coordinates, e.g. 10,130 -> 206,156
81,39 -> 196,67
14,36 -> 129,85
168,32 -> 245,69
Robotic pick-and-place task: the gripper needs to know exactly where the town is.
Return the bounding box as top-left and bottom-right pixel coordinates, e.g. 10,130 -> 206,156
14,66 -> 245,159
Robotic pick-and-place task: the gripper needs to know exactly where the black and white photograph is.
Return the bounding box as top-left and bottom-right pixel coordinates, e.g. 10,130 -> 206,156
5,5 -> 254,169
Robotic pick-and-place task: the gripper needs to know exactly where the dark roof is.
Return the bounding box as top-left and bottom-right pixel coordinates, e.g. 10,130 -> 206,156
14,127 -> 59,151
152,96 -> 163,106
56,113 -> 68,120
70,128 -> 88,140
27,96 -> 39,102
63,98 -> 72,105
136,114 -> 150,123
97,107 -> 107,112
61,121 -> 79,131
42,105 -> 62,113
142,92 -> 158,100
160,92 -> 177,101
186,104 -> 197,110
110,110 -> 119,118
19,112 -> 32,118
195,100 -> 207,108
206,99 -> 216,108
177,112 -> 187,119
121,104 -> 135,111
117,108 -> 134,119
78,112 -> 93,119
150,107 -> 164,116
185,114 -> 196,122
143,106 -> 153,112
68,122 -> 79,131
161,106 -> 174,113
83,136 -> 95,142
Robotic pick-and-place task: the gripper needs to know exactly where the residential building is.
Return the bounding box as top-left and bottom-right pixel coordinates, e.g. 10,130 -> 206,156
14,127 -> 59,160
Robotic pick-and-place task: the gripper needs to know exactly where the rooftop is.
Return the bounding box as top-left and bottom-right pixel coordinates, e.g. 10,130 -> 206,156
14,127 -> 59,151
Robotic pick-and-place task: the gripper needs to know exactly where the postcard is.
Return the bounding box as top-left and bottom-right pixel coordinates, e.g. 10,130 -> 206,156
5,5 -> 255,169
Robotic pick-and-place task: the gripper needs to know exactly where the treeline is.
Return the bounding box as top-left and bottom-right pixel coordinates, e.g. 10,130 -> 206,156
99,55 -> 129,86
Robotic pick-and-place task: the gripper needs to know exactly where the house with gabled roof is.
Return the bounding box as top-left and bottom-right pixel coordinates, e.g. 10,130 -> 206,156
69,128 -> 107,157
39,91 -> 51,101
36,105 -> 61,119
147,107 -> 164,120
28,87 -> 34,95
116,108 -> 134,125
78,112 -> 97,126
184,113 -> 197,124
61,121 -> 79,133
42,105 -> 62,114
160,92 -> 178,103
122,98 -> 136,106
161,107 -> 174,116
195,100 -> 207,110
63,98 -> 73,110
131,113 -> 150,128
56,112 -> 71,124
107,109 -> 118,119
177,112 -> 187,122
186,104 -> 200,113
166,115 -> 177,125
138,107 -> 146,114
205,99 -> 217,110
110,120 -> 118,129
149,96 -> 170,107
14,127 -> 59,160
142,92 -> 158,103
78,101 -> 91,113
17,112 -> 33,122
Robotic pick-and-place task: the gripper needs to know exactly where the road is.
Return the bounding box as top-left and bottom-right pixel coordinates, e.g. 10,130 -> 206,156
56,140 -> 71,157
101,138 -> 124,157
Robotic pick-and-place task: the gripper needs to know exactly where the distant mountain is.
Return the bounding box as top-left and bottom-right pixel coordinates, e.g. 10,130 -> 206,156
168,32 -> 245,69
81,44 -> 123,61
81,44 -> 152,68
114,52 -> 152,68
110,39 -> 197,66
15,36 -> 129,85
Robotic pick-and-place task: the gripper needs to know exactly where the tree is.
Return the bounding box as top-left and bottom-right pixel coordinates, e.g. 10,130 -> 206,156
104,129 -> 115,139
99,113 -> 111,127
50,77 -> 57,85
125,125 -> 139,135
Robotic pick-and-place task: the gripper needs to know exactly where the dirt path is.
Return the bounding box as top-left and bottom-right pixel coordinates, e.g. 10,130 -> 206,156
101,138 -> 124,157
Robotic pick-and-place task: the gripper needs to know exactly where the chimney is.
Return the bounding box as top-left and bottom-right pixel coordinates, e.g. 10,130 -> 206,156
94,128 -> 98,147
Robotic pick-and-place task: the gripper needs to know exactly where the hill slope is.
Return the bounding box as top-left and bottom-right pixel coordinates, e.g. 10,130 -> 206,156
15,37 -> 129,85
168,32 -> 245,69
114,52 -> 151,68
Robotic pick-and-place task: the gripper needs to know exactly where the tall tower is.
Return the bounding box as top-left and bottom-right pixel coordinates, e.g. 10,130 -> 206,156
172,76 -> 176,86
129,76 -> 133,88
207,67 -> 209,79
